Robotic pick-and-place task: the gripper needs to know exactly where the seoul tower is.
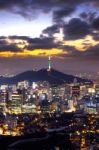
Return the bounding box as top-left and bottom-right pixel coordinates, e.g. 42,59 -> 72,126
48,55 -> 52,71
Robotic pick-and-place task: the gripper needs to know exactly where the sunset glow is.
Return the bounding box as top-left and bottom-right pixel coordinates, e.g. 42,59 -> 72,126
64,36 -> 99,51
0,49 -> 67,58
0,0 -> 98,74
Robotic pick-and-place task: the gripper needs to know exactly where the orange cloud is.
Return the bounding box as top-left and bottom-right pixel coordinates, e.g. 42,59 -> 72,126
64,35 -> 99,51
0,35 -> 98,58
0,49 -> 67,58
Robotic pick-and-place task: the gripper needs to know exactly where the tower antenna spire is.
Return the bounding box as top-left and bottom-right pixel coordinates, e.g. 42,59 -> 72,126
48,55 -> 52,71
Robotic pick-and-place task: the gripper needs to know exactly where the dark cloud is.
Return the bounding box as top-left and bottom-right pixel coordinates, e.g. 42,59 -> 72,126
92,32 -> 99,41
92,17 -> 99,30
85,44 -> 99,57
53,7 -> 75,23
64,44 -> 99,61
0,36 -> 61,51
0,44 -> 21,52
80,12 -> 88,19
64,18 -> 91,40
61,45 -> 77,53
0,36 -> 6,40
8,35 -> 31,42
80,12 -> 97,23
25,37 -> 61,50
8,36 -> 27,40
0,0 -> 98,19
42,24 -> 60,37
0,40 -> 8,45
91,0 -> 99,8
0,36 -> 23,52
42,17 -> 92,40
0,0 -> 82,9
0,34 -> 98,62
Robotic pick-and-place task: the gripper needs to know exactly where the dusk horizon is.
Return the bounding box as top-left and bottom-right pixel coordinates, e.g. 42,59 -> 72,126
0,0 -> 99,75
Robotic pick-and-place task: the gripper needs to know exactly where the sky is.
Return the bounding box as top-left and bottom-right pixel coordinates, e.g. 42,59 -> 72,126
0,0 -> 99,75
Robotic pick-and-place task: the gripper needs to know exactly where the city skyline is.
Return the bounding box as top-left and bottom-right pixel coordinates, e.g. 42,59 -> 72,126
0,0 -> 99,75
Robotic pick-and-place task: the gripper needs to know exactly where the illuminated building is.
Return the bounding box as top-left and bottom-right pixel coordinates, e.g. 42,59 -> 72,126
84,98 -> 97,114
9,85 -> 17,93
88,87 -> 95,95
48,56 -> 52,71
0,91 -> 7,103
68,99 -> 75,112
95,84 -> 99,94
21,104 -> 37,113
73,78 -> 78,85
95,94 -> 99,114
51,86 -> 65,102
32,82 -> 38,89
39,93 -> 47,101
0,85 -> 8,91
8,93 -> 23,114
64,85 -> 71,99
18,80 -> 29,89
72,85 -> 80,97
80,85 -> 87,97
40,94 -> 50,113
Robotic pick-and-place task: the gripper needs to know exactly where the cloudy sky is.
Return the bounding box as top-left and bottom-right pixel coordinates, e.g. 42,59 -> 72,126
0,0 -> 99,75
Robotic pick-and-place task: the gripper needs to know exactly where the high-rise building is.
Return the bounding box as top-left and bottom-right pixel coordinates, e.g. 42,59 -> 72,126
8,93 -> 22,114
72,85 -> 80,97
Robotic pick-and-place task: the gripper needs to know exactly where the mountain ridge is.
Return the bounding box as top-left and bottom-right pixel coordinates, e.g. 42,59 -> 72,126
0,68 -> 92,85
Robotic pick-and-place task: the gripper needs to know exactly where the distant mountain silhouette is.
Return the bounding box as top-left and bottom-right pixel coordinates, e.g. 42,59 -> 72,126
0,68 -> 92,85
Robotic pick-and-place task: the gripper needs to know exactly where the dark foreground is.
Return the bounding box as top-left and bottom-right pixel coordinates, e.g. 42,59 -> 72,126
0,132 -> 73,150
